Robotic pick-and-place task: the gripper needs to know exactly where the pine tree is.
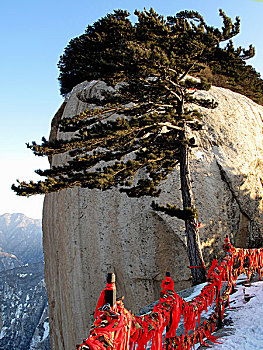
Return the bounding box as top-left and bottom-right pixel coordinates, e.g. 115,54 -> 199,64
12,9 -> 253,285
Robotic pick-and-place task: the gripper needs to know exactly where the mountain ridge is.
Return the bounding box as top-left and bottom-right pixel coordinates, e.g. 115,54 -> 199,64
0,212 -> 50,349
0,212 -> 43,271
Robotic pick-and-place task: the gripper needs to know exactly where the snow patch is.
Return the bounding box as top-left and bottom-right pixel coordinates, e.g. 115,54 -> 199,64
42,321 -> 49,340
0,326 -> 7,339
210,280 -> 263,350
195,150 -> 204,160
15,303 -> 23,318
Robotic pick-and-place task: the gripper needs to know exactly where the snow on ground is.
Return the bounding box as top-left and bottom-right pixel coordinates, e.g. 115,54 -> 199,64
42,320 -> 50,341
198,275 -> 263,350
142,274 -> 263,350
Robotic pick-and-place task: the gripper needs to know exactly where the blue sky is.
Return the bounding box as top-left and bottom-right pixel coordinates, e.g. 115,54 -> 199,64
0,0 -> 262,219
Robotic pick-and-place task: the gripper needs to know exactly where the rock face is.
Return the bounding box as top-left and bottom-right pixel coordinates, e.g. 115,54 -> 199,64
42,82 -> 263,349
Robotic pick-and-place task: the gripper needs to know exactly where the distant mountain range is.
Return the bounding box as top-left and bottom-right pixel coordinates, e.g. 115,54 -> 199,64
0,213 -> 50,350
0,213 -> 43,271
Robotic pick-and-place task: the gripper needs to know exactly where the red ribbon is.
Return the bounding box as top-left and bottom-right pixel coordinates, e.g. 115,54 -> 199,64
94,282 -> 116,319
79,237 -> 263,350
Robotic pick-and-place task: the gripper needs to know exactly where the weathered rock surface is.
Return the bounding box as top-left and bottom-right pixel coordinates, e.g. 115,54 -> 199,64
43,82 -> 263,349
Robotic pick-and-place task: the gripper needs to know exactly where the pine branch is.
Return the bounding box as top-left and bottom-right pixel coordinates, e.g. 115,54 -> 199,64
151,201 -> 198,221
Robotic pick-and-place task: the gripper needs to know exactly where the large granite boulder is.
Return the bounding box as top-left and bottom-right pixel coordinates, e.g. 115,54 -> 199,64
42,81 -> 263,349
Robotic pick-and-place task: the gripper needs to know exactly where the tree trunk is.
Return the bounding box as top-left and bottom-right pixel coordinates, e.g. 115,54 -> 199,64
180,127 -> 207,285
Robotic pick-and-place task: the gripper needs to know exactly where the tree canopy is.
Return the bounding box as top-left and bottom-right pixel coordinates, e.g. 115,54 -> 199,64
13,8 -> 233,197
56,8 -> 262,104
13,8 -> 252,199
12,8 -> 257,284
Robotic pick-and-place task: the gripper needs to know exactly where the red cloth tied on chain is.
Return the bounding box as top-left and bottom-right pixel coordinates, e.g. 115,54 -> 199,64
166,292 -> 182,338
207,259 -> 218,281
197,328 -> 210,347
259,249 -> 263,279
183,303 -> 196,335
174,334 -> 185,350
80,337 -> 109,350
94,282 -> 116,319
135,316 -> 152,350
78,237 -> 263,350
78,300 -> 132,350
161,275 -> 182,338
151,312 -> 166,350
161,276 -> 174,291
135,304 -> 168,349
202,321 -> 222,344
114,301 -> 133,350
134,276 -> 177,350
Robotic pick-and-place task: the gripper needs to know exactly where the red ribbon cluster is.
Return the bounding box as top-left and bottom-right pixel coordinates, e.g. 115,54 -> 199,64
77,237 -> 263,350
94,283 -> 116,319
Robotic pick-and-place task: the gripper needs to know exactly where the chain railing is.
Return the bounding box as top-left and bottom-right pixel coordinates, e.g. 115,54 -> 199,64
76,237 -> 263,349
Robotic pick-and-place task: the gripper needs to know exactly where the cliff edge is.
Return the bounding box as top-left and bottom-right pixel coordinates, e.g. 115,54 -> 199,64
42,82 -> 263,349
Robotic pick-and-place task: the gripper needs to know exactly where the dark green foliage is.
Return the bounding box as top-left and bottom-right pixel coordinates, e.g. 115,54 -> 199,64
14,8 -> 251,284
57,8 -> 262,106
200,45 -> 263,105
13,8 -> 252,205
152,201 -> 198,221
12,89 -> 215,198
12,102 -> 188,196
58,10 -> 134,96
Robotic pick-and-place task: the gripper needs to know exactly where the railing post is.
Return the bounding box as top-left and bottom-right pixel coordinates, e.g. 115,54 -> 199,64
216,284 -> 223,330
165,272 -> 172,350
217,303 -> 223,330
105,272 -> 116,307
